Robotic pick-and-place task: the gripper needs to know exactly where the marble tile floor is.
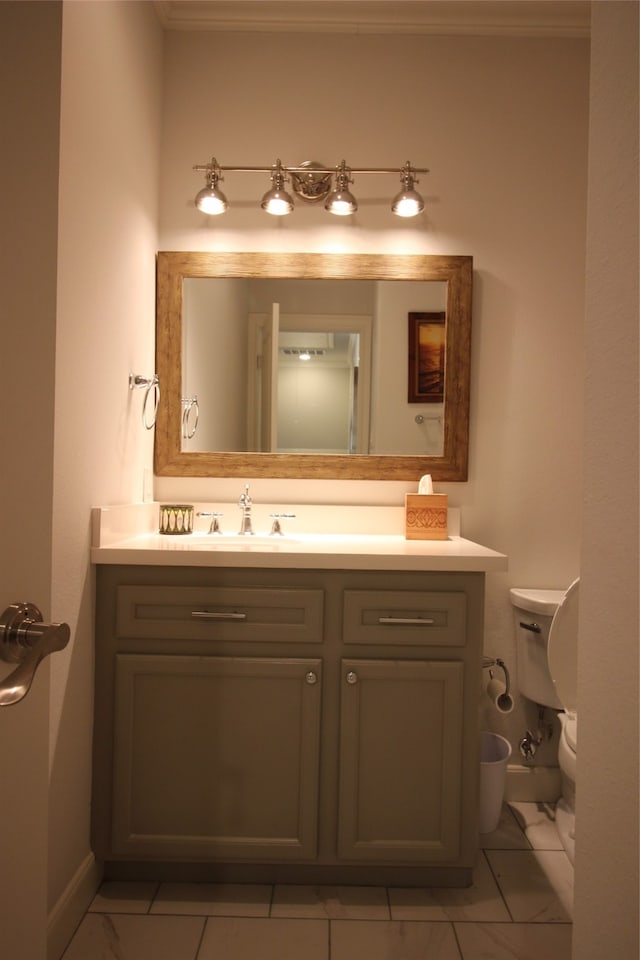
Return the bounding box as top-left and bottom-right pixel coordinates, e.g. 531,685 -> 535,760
63,802 -> 573,960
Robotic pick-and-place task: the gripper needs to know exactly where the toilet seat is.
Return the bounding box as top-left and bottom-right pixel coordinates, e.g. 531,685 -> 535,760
558,713 -> 577,782
561,713 -> 578,753
547,577 -> 579,716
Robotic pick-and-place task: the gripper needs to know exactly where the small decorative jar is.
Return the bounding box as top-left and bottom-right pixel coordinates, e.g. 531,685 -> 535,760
159,503 -> 194,535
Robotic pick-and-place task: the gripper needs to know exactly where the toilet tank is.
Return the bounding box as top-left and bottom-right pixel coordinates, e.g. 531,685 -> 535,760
509,588 -> 565,709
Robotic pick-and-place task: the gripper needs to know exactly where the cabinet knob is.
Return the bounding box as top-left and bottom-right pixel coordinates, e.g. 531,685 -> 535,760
305,671 -> 318,685
346,671 -> 358,685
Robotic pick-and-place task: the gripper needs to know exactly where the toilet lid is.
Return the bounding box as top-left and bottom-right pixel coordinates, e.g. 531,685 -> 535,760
547,577 -> 580,714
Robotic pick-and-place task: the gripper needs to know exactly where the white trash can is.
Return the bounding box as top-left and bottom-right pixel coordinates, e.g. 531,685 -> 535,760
479,731 -> 512,833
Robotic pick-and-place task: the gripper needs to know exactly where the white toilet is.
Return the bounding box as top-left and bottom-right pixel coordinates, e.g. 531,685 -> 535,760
509,579 -> 579,863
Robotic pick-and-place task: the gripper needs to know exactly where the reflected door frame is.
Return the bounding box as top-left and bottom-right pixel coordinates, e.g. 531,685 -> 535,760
247,310 -> 372,454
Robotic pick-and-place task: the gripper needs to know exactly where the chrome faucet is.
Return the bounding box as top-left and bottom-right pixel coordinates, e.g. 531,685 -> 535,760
238,484 -> 254,535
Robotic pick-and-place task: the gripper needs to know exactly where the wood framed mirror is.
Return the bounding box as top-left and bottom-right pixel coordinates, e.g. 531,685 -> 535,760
155,252 -> 472,481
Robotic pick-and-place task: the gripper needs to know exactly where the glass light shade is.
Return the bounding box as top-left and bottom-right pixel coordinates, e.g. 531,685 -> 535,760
325,189 -> 358,216
261,187 -> 294,215
391,188 -> 424,218
195,185 -> 228,215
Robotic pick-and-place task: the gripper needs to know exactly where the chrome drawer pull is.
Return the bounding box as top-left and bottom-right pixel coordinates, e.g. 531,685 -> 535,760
191,610 -> 247,621
378,616 -> 436,626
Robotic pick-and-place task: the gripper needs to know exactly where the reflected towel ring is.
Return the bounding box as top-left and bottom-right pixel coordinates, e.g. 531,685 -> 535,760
182,396 -> 199,439
129,373 -> 160,430
414,414 -> 443,425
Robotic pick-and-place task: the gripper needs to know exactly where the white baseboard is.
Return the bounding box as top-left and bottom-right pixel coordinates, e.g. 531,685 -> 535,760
48,852 -> 103,960
505,763 -> 561,803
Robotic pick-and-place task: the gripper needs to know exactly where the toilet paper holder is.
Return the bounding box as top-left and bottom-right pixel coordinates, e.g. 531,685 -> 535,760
482,656 -> 511,696
482,655 -> 513,713
482,655 -> 511,694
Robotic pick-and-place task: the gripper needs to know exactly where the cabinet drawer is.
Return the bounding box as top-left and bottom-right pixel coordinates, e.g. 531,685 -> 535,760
343,590 -> 466,647
116,585 -> 323,643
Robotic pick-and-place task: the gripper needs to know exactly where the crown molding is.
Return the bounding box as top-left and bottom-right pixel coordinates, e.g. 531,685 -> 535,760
153,1 -> 590,38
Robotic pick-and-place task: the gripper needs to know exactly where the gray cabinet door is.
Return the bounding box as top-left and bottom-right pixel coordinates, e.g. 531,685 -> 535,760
111,654 -> 322,860
338,658 -> 463,862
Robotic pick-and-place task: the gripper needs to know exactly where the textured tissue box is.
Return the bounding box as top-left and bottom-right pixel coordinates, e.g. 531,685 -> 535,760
405,494 -> 449,540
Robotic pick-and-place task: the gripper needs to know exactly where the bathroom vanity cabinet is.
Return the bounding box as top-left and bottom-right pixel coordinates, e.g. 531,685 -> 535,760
92,562 -> 487,886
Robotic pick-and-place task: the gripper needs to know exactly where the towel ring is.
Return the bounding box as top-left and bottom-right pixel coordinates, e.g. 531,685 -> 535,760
182,396 -> 199,440
129,373 -> 160,430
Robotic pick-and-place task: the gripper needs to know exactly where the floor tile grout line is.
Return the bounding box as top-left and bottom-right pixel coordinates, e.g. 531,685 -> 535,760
84,910 -> 574,930
88,908 -> 572,924
192,916 -> 208,960
451,918 -> 466,960
267,883 -> 275,918
150,909 -> 273,919
482,848 -> 516,923
385,884 -> 392,920
147,879 -> 161,915
505,801 -> 534,850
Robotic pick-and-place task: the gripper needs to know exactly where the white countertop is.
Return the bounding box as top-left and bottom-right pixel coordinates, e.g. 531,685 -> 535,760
91,504 -> 507,573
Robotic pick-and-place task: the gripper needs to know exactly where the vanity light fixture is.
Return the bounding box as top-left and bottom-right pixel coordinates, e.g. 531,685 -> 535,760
391,162 -> 426,218
194,160 -> 228,215
324,161 -> 358,216
193,157 -> 428,218
260,159 -> 295,216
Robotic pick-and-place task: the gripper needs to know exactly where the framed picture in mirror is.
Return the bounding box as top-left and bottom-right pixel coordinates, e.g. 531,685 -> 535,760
408,311 -> 446,403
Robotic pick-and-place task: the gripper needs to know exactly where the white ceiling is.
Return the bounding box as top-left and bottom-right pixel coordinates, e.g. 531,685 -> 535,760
153,1 -> 590,37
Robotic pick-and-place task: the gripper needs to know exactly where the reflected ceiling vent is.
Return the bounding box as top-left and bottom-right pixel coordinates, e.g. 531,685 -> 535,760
281,347 -> 326,357
279,332 -> 335,352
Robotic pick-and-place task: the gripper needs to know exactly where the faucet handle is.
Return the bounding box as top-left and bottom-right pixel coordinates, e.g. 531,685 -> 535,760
269,513 -> 296,536
239,484 -> 252,508
196,511 -> 224,534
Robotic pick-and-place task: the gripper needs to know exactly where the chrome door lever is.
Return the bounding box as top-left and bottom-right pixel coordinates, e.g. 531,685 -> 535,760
0,602 -> 70,706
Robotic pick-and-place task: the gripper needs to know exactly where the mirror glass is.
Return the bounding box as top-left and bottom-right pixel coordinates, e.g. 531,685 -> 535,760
156,252 -> 472,481
182,277 -> 445,457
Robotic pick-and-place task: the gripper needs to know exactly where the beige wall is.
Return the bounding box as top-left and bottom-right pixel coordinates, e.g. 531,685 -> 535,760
156,28 -> 589,763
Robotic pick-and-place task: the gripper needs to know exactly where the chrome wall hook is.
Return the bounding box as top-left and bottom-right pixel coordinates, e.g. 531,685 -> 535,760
129,373 -> 160,429
0,602 -> 70,706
